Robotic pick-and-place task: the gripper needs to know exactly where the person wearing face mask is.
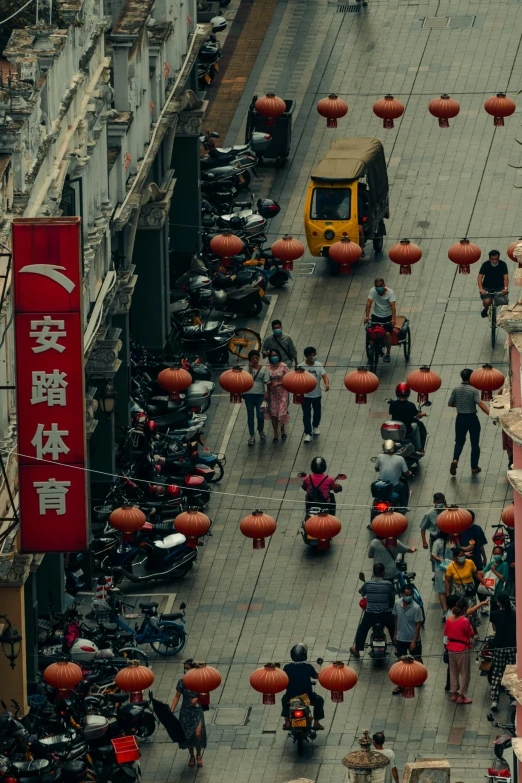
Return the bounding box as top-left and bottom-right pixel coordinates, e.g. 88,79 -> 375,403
444,599 -> 474,704
298,346 -> 329,442
244,350 -> 269,446
478,249 -> 509,318
483,545 -> 509,612
489,592 -> 517,711
363,277 -> 396,363
445,547 -> 488,621
264,348 -> 290,443
391,585 -> 423,694
262,319 -> 297,367
448,368 -> 490,476
420,492 -> 447,551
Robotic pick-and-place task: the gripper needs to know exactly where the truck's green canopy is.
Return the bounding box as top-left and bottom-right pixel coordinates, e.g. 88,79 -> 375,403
312,137 -> 386,184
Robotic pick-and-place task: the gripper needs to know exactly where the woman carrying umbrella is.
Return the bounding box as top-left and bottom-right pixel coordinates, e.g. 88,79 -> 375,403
171,659 -> 207,767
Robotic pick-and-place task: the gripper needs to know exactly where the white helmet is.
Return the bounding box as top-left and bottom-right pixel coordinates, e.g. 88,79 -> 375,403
383,440 -> 396,454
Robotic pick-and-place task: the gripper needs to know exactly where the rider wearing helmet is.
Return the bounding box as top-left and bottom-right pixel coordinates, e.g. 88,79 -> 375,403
374,441 -> 411,511
389,383 -> 426,454
301,457 -> 343,516
282,644 -> 325,730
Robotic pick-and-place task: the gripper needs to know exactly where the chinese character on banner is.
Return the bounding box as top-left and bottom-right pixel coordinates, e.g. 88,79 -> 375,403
13,218 -> 88,553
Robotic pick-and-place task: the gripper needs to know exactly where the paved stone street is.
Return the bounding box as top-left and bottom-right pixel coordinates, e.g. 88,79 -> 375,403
137,0 -> 522,780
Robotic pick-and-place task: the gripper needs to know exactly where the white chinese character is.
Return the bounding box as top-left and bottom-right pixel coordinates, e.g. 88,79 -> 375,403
33,478 -> 71,515
31,370 -> 68,407
31,423 -> 70,461
30,316 -> 66,353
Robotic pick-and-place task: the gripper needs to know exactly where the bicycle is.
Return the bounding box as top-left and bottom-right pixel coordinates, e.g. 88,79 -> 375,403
365,316 -> 411,373
484,290 -> 507,349
105,594 -> 187,656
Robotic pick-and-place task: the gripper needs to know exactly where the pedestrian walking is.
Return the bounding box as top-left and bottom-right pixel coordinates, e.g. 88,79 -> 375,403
431,531 -> 453,614
350,563 -> 395,657
448,368 -> 489,475
458,510 -> 487,570
482,545 -> 509,612
420,493 -> 446,551
392,586 -> 423,695
171,660 -> 207,767
244,350 -> 268,446
372,733 -> 399,783
262,319 -> 297,367
368,536 -> 416,580
444,599 -> 474,704
299,346 -> 329,442
489,593 -> 517,711
264,349 -> 290,443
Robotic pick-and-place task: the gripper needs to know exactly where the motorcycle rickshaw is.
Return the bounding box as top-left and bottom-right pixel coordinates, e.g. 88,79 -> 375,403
303,137 -> 390,270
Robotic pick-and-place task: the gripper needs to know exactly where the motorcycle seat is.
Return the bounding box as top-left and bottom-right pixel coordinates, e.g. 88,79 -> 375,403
403,571 -> 416,581
12,760 -> 50,773
181,322 -> 221,337
151,521 -> 174,533
139,601 -> 158,611
161,612 -> 184,621
116,630 -> 135,642
106,693 -> 130,704
152,533 -> 186,549
99,622 -> 118,633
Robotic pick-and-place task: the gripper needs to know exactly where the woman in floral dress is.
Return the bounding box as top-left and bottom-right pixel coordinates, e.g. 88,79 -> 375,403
171,659 -> 207,767
264,348 -> 290,443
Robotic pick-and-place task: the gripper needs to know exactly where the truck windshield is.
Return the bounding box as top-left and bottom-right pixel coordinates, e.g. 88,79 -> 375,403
311,188 -> 351,220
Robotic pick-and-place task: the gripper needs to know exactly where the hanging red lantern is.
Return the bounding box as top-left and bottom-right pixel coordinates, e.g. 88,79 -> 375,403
373,95 -> 405,129
44,660 -> 83,697
501,503 -> 515,528
183,664 -> 222,706
328,238 -> 363,275
389,656 -> 427,698
250,663 -> 289,704
470,364 -> 505,401
271,235 -> 305,271
109,505 -> 147,534
388,238 -> 422,275
447,238 -> 481,275
240,510 -> 277,549
254,93 -> 286,126
209,231 -> 244,264
318,662 -> 358,702
317,94 -> 348,128
304,511 -> 342,550
484,93 -> 516,127
115,663 -> 155,703
174,508 -> 211,547
428,94 -> 460,128
371,510 -> 408,548
507,239 -> 522,268
436,507 -> 473,536
219,366 -> 254,403
282,367 -> 317,404
406,366 -> 441,403
157,365 -> 192,400
344,367 -> 379,404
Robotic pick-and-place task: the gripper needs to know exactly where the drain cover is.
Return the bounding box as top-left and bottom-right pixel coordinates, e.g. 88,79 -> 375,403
422,15 -> 475,27
213,708 -> 248,726
338,4 -> 361,11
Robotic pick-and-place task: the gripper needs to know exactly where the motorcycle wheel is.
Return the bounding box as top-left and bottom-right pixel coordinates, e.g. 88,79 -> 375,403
242,295 -> 263,316
208,459 -> 225,483
118,646 -> 149,664
137,712 -> 156,739
170,562 -> 193,579
269,271 -> 289,288
297,735 -> 305,756
150,622 -> 186,656
206,347 -> 229,365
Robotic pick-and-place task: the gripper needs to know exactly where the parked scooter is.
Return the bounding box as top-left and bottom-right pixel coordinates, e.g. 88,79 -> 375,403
486,713 -> 515,782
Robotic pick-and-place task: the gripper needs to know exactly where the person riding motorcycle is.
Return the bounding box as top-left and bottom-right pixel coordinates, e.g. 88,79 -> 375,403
388,383 -> 426,455
374,440 -> 411,511
282,644 -> 325,731
301,457 -> 342,516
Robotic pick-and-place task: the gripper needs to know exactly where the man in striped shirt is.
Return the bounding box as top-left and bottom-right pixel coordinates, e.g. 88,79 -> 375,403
350,563 -> 395,657
448,368 -> 489,476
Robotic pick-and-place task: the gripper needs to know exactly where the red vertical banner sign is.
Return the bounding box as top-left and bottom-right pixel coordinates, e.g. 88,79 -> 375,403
12,218 -> 88,552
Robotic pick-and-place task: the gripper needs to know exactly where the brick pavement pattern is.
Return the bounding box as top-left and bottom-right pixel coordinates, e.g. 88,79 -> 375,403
136,0 -> 522,781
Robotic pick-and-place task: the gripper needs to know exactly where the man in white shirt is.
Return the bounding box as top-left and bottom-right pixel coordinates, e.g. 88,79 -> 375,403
364,277 -> 397,363
299,346 -> 329,443
372,733 -> 399,783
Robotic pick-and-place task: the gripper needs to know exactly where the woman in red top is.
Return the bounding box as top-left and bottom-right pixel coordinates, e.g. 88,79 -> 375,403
301,456 -> 342,516
444,598 -> 475,704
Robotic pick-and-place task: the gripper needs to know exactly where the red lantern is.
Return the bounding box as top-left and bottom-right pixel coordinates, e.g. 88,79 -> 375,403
157,365 -> 192,400
507,239 -> 522,268
388,238 -> 422,275
406,366 -> 441,403
282,367 -> 317,404
115,663 -> 155,703
371,510 -> 408,548
254,93 -> 286,127
250,663 -> 289,704
318,661 -> 358,702
447,238 -> 481,275
502,503 -> 515,528
436,507 -> 473,536
44,661 -> 83,697
389,656 -> 427,698
110,505 -> 146,534
240,510 -> 277,549
484,93 -> 516,127
328,238 -> 363,275
174,508 -> 211,547
183,664 -> 222,706
317,94 -> 348,128
428,94 -> 460,128
219,366 -> 254,403
470,364 -> 505,401
344,367 -> 379,404
304,511 -> 342,550
373,95 -> 405,129
209,231 -> 244,264
271,235 -> 304,271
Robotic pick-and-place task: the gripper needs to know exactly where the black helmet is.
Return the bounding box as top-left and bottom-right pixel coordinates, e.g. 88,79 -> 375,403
311,456 -> 327,474
290,643 -> 308,662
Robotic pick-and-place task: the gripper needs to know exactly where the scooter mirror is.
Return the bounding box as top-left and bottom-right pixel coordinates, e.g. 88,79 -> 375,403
336,474 -> 347,480
423,400 -> 432,407
297,472 -> 306,478
359,572 -> 366,582
370,456 -> 377,463
487,713 -> 494,722
180,602 -> 187,609
316,657 -> 324,665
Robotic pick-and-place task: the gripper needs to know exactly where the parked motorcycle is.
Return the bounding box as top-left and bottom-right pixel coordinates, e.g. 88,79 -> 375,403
486,713 -> 515,782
